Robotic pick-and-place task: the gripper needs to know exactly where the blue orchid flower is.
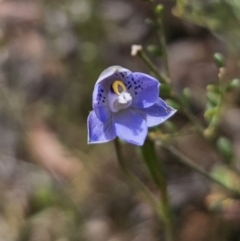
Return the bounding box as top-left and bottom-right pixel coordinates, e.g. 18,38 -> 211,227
87,66 -> 176,146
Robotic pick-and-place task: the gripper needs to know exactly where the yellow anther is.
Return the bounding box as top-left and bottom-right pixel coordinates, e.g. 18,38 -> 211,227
112,80 -> 127,95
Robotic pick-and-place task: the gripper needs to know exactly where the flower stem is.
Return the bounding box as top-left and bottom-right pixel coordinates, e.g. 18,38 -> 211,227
113,138 -> 164,218
137,49 -> 170,84
141,138 -> 175,241
162,144 -> 240,198
114,138 -> 127,172
157,20 -> 170,79
146,0 -> 170,80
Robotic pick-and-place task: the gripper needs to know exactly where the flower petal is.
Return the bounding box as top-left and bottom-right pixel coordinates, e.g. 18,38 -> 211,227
87,111 -> 116,144
92,84 -> 111,122
96,66 -> 132,90
113,109 -> 147,146
133,98 -> 176,127
123,72 -> 160,108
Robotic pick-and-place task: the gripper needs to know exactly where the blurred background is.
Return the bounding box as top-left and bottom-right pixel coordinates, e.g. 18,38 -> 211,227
1,0 -> 240,240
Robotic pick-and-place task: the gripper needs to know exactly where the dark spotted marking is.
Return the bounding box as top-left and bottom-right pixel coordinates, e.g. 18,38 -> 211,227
96,86 -> 107,104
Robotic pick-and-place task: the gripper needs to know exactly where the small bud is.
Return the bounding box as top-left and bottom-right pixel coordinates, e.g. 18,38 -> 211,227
206,84 -> 219,93
131,45 -> 142,56
218,67 -> 226,79
227,78 -> 240,91
204,107 -> 217,122
155,4 -> 164,17
217,137 -> 234,164
206,102 -> 214,110
32,187 -> 56,209
210,116 -> 219,126
203,127 -> 216,139
147,45 -> 162,57
206,92 -> 219,106
213,52 -> 225,68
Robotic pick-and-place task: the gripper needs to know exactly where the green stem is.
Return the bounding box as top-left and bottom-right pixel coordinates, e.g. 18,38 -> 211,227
137,50 -> 170,84
114,138 -> 127,172
208,70 -> 224,130
162,145 -> 240,198
157,20 -> 170,79
141,138 -> 175,241
146,0 -> 170,80
113,138 -> 163,218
